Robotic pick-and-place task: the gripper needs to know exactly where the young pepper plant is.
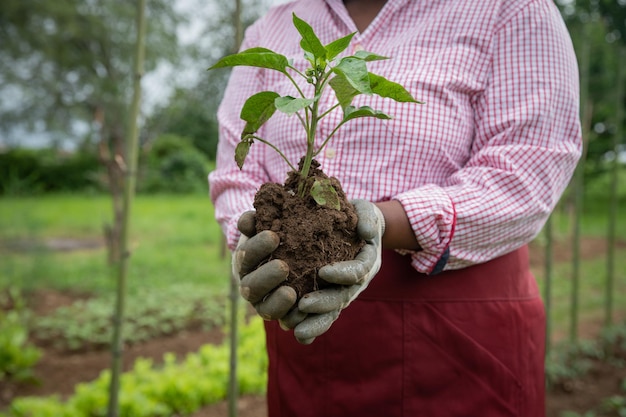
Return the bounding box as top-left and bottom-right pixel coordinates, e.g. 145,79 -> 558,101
209,13 -> 421,208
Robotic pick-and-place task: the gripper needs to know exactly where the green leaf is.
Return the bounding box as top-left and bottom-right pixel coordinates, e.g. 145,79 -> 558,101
310,179 -> 341,210
343,105 -> 392,122
333,57 -> 372,95
240,91 -> 280,136
325,32 -> 356,61
329,74 -> 360,110
292,13 -> 326,61
275,96 -> 314,114
353,50 -> 390,62
303,50 -> 315,64
235,140 -> 252,169
208,47 -> 289,74
369,72 -> 422,103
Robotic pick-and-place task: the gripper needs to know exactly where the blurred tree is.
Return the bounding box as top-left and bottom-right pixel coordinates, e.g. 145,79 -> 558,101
556,0 -> 625,176
143,0 -> 276,162
140,134 -> 211,193
0,0 -> 184,142
0,0 -> 185,262
554,0 -> 626,335
144,86 -> 220,160
597,0 -> 626,41
595,0 -> 626,328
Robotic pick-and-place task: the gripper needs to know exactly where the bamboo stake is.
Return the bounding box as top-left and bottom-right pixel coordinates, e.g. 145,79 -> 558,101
107,0 -> 146,415
570,19 -> 591,343
544,216 -> 553,355
229,2 -> 244,417
605,45 -> 625,328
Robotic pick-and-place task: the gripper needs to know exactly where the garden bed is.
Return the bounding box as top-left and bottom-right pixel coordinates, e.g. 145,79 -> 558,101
1,237 -> 625,416
2,287 -> 623,417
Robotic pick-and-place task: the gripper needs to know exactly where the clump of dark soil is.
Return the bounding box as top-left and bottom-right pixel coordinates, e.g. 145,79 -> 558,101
253,160 -> 364,298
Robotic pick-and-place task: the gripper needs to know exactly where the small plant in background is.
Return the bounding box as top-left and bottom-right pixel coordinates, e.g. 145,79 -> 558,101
558,379 -> 626,417
140,134 -> 211,194
601,324 -> 626,364
600,389 -> 626,417
546,339 -> 605,389
31,287 -> 225,352
1,316 -> 267,417
546,323 -> 626,417
560,411 -> 597,417
0,288 -> 41,384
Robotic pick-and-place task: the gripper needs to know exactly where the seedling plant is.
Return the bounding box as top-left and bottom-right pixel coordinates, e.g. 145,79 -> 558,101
210,13 -> 420,209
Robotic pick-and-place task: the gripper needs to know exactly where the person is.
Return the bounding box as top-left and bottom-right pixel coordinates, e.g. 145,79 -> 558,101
208,0 -> 582,415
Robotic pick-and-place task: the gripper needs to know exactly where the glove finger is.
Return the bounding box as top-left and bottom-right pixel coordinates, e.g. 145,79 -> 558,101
255,285 -> 297,320
294,310 -> 340,341
298,287 -> 350,314
237,211 -> 257,238
351,199 -> 378,240
240,259 -> 289,303
317,244 -> 377,285
295,336 -> 316,345
236,230 -> 280,275
279,307 -> 308,330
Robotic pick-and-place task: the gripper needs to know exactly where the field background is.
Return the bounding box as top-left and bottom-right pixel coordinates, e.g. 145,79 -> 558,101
1,170 -> 625,416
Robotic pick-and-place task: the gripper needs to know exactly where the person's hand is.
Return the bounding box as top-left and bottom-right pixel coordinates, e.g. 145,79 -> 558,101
284,199 -> 385,344
232,211 -> 297,320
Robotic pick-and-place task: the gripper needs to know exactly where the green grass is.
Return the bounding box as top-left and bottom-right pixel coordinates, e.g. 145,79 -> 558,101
536,247 -> 626,341
547,168 -> 626,239
0,168 -> 624,344
533,168 -> 626,343
0,193 -> 230,296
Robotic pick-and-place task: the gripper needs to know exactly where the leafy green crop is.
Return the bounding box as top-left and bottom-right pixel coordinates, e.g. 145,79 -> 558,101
545,323 -> 626,417
209,13 -> 421,206
0,288 -> 41,384
31,286 -> 225,352
2,315 -> 267,417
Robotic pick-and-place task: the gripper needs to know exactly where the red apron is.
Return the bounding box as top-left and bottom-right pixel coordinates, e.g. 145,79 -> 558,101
264,246 -> 546,417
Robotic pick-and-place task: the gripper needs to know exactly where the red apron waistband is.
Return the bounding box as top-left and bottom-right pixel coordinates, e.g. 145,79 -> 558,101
360,245 -> 539,302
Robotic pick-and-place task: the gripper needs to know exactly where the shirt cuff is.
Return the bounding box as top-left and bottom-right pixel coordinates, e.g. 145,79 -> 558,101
394,184 -> 456,274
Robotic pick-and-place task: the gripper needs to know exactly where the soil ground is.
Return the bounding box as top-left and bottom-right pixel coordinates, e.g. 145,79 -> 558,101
1,237 -> 625,417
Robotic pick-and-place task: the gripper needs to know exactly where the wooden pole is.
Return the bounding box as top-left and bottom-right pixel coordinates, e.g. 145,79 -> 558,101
544,216 -> 553,355
570,19 -> 591,343
229,2 -> 244,417
107,0 -> 146,415
605,45 -> 625,328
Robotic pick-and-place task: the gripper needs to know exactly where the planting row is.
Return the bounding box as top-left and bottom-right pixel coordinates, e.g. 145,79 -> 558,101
1,316 -> 267,417
0,286 -> 226,384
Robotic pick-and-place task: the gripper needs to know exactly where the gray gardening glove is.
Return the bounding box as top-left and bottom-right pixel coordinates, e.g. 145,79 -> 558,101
289,199 -> 385,344
232,211 -> 297,320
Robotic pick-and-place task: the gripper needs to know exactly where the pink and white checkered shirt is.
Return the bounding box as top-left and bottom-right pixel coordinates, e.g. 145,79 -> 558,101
209,0 -> 582,274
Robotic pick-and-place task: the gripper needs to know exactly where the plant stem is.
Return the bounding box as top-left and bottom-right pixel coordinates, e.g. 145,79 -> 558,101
318,103 -> 341,120
315,119 -> 346,158
297,120 -> 317,197
250,136 -> 297,172
302,69 -> 339,164
285,68 -> 307,99
297,72 -> 324,196
295,112 -> 308,133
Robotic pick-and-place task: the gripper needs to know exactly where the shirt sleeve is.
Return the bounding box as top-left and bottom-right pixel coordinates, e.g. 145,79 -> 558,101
394,0 -> 582,274
208,20 -> 271,250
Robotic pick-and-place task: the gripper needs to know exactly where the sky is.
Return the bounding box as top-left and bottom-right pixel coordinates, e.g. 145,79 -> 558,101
143,0 -> 293,112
